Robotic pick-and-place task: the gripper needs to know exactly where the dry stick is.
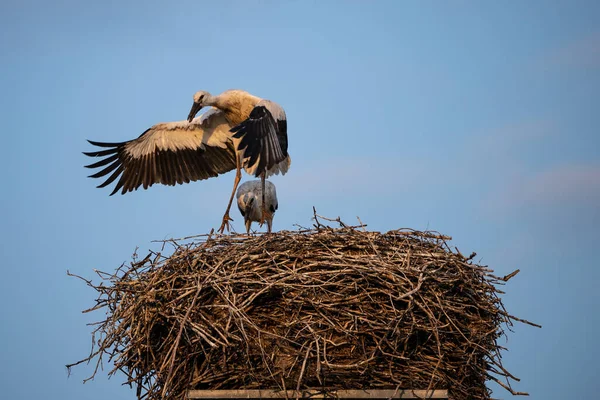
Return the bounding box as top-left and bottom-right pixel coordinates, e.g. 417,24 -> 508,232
313,207 -> 350,229
295,341 -> 314,398
502,269 -> 520,282
387,229 -> 453,241
487,374 -> 530,396
426,355 -> 444,396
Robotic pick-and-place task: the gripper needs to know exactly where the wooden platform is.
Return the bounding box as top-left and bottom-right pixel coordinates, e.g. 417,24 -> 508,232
187,389 -> 448,399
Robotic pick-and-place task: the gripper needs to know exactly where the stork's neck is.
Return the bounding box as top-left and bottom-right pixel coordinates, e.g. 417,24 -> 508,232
203,94 -> 219,107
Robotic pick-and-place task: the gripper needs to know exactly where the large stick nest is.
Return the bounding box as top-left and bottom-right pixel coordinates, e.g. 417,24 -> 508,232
68,215 -> 539,400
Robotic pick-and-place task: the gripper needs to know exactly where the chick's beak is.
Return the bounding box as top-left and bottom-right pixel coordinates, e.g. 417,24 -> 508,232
187,102 -> 203,122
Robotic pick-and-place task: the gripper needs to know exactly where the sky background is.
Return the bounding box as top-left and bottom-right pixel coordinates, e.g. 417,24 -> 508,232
1,0 -> 599,398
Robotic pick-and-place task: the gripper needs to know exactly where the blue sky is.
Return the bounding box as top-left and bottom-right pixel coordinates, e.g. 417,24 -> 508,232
1,1 -> 599,398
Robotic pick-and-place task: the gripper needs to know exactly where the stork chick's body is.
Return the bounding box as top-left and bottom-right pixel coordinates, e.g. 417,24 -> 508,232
236,180 -> 278,234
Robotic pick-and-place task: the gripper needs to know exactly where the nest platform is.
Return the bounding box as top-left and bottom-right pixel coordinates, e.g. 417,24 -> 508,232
68,217 -> 539,400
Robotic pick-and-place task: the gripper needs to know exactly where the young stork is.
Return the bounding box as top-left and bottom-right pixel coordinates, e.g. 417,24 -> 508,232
84,89 -> 290,233
236,180 -> 278,234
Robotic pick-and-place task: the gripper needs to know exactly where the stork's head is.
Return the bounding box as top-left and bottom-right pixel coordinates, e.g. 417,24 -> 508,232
187,90 -> 212,122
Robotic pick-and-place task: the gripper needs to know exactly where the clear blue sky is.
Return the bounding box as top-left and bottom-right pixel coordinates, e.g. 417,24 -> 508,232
1,1 -> 599,398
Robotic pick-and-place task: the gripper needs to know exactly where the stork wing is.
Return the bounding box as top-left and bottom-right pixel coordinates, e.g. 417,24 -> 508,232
84,109 -> 237,195
230,100 -> 288,177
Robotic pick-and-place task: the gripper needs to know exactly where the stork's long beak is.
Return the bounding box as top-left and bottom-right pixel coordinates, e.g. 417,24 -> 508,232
187,102 -> 203,122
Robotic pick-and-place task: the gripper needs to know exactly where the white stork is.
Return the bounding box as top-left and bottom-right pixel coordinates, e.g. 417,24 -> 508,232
84,89 -> 290,233
236,180 -> 278,234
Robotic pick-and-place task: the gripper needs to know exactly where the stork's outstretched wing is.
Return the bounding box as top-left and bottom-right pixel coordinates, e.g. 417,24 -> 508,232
84,109 -> 237,195
230,100 -> 288,177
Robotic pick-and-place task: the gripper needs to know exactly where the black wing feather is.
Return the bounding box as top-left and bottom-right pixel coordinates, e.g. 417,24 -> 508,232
87,139 -> 127,148
85,153 -> 119,169
88,159 -> 120,178
231,105 -> 287,177
83,148 -> 119,158
98,165 -> 124,190
277,119 -> 288,155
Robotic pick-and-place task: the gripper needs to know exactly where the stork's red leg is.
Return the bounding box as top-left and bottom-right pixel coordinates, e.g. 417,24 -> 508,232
218,154 -> 242,234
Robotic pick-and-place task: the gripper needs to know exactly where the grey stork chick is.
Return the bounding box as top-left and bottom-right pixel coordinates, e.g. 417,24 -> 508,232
236,180 -> 278,234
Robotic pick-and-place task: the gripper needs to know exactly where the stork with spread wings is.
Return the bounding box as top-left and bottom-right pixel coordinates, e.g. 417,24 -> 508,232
84,89 -> 290,233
